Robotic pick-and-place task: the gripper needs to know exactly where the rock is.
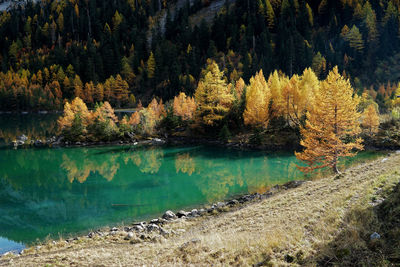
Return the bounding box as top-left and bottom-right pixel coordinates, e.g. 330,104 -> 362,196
146,224 -> 160,232
110,227 -> 118,232
150,218 -> 161,224
124,232 -> 134,240
381,158 -> 388,163
176,210 -> 190,218
197,208 -> 206,215
152,138 -> 166,145
17,134 -> 28,142
189,209 -> 199,216
228,199 -> 239,206
370,232 -> 381,240
213,202 -> 226,209
87,232 -> 95,238
162,210 -> 176,220
132,225 -> 144,232
283,180 -> 305,189
34,140 -> 44,147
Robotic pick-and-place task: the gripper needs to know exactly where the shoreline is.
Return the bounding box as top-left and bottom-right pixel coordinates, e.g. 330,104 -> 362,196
1,151 -> 399,266
7,134 -> 395,152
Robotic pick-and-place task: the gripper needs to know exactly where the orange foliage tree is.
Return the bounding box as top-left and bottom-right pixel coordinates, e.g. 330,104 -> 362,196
173,92 -> 197,121
295,67 -> 363,173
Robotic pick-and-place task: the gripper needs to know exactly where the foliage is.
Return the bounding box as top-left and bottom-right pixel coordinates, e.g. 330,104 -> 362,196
362,104 -> 380,136
173,92 -> 196,121
243,70 -> 271,128
58,97 -> 91,141
295,67 -> 363,173
194,60 -> 234,126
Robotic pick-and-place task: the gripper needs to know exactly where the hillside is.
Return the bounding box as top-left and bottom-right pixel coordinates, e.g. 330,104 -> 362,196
1,0 -> 400,111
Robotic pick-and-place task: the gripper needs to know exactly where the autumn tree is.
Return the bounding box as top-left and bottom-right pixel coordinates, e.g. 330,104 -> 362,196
112,74 -> 130,107
173,92 -> 196,121
295,67 -> 363,173
88,102 -> 119,141
195,61 -> 234,126
362,104 -> 380,136
58,97 -> 91,140
243,70 -> 272,128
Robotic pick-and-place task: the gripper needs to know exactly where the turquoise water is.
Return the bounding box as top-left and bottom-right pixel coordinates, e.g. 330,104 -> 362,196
0,145 -> 306,251
0,114 -> 383,254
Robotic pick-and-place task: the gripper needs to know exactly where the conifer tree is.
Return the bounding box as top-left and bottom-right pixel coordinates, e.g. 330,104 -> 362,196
362,104 -> 380,136
243,70 -> 271,128
147,52 -> 156,79
173,92 -> 197,121
295,67 -> 363,173
194,61 -> 234,126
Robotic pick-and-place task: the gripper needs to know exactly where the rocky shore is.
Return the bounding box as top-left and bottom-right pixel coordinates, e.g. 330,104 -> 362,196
1,179 -> 305,258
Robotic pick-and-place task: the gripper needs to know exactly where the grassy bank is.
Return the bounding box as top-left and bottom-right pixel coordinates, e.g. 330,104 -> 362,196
1,153 -> 400,266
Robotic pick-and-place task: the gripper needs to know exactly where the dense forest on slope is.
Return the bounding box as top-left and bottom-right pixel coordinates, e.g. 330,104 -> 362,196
0,0 -> 400,111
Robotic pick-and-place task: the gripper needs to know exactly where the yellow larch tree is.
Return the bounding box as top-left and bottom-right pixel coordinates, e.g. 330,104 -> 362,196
362,104 -> 380,136
243,70 -> 272,128
299,67 -> 319,111
58,97 -> 91,139
267,70 -> 289,117
173,92 -> 197,121
281,70 -> 316,127
234,77 -> 245,100
295,66 -> 363,173
194,61 -> 234,126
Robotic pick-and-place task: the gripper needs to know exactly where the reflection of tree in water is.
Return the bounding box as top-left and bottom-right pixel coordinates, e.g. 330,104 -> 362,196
123,147 -> 164,174
61,150 -> 119,183
244,157 -> 271,194
194,160 -> 238,203
175,153 -> 195,176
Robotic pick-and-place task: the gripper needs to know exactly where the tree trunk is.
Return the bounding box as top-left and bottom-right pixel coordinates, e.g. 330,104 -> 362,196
332,159 -> 340,174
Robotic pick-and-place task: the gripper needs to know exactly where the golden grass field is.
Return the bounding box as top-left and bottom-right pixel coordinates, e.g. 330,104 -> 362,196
1,152 -> 399,266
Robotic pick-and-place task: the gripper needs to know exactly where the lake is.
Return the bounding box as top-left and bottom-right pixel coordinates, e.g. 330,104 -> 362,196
0,114 -> 383,254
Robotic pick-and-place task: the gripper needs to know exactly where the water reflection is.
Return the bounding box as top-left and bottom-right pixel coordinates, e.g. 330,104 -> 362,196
0,145 -> 381,253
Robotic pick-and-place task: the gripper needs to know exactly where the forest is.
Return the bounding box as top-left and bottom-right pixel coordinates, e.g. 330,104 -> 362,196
1,0 -> 400,112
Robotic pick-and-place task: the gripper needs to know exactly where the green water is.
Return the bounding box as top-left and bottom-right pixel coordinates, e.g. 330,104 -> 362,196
0,114 -> 384,254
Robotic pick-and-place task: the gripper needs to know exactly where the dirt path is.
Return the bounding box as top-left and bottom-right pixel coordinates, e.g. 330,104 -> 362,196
1,152 -> 399,266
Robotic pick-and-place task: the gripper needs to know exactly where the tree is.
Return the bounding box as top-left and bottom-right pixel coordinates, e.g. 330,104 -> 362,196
243,70 -> 271,128
73,75 -> 84,99
195,61 -> 234,126
362,104 -> 379,136
58,97 -> 91,140
89,102 -> 119,141
147,52 -> 156,79
173,92 -> 197,121
112,74 -> 129,107
295,67 -> 363,173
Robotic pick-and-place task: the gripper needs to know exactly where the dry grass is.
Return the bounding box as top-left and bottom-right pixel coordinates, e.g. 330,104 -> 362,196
1,153 -> 400,266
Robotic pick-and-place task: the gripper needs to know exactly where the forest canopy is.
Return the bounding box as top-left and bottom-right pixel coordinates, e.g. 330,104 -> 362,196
0,0 -> 400,111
